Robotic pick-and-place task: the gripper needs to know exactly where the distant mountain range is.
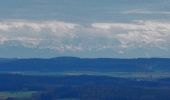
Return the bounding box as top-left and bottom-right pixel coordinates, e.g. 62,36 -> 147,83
0,57 -> 170,72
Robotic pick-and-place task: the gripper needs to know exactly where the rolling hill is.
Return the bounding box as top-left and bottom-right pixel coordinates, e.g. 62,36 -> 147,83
0,57 -> 170,73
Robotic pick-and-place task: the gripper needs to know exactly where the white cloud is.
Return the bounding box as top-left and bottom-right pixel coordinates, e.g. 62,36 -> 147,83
122,9 -> 170,15
0,20 -> 77,32
0,20 -> 170,53
0,20 -> 79,50
91,21 -> 170,50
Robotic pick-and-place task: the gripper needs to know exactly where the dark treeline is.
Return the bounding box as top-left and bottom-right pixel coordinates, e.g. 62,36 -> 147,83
1,74 -> 170,100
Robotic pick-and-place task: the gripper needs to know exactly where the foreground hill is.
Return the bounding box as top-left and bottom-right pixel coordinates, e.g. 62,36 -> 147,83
0,57 -> 170,73
1,74 -> 170,100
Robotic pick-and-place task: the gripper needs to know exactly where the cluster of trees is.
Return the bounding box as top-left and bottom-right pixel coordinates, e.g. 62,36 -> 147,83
0,74 -> 170,100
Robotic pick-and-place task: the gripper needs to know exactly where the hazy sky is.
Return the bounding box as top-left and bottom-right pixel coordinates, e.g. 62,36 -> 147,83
0,0 -> 170,58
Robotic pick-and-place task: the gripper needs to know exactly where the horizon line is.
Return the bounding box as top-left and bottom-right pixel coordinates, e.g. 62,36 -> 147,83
0,56 -> 170,60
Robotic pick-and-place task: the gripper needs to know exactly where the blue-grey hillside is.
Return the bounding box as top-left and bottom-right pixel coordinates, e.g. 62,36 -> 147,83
0,57 -> 170,72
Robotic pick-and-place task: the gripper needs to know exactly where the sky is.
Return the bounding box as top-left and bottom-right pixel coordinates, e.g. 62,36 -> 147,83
0,0 -> 170,58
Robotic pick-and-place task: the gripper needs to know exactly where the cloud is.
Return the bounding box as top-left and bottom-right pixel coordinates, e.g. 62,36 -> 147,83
91,20 -> 170,50
0,20 -> 170,54
0,20 -> 79,49
0,20 -> 77,33
122,9 -> 170,15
